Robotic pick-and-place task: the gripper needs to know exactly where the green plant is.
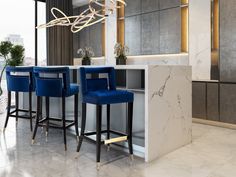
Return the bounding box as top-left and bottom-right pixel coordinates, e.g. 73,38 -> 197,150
114,43 -> 129,60
0,41 -> 24,96
77,47 -> 94,61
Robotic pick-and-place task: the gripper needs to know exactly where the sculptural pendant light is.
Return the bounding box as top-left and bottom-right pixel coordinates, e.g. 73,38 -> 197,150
37,0 -> 126,33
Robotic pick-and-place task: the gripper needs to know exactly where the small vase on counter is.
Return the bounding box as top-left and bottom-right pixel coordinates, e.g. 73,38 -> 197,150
77,47 -> 94,66
114,43 -> 129,65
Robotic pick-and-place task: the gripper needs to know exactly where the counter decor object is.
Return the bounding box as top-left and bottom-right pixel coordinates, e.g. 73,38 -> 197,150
77,47 -> 94,65
114,43 -> 129,65
0,41 -> 24,113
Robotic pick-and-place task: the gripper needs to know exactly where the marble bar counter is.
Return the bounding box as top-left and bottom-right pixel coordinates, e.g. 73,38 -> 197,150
22,65 -> 192,162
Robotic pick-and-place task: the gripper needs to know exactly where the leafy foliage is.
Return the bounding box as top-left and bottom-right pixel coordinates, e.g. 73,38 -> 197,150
0,41 -> 25,96
77,47 -> 94,61
114,43 -> 129,60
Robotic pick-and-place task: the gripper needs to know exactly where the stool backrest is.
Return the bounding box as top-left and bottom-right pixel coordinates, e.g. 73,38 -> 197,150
33,67 -> 70,97
80,67 -> 116,95
6,66 -> 34,92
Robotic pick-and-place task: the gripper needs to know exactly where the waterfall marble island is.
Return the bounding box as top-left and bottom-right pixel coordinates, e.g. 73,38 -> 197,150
22,65 -> 192,162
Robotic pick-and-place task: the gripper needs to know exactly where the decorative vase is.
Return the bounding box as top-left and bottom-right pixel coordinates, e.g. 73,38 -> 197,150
116,58 -> 126,65
82,59 -> 91,65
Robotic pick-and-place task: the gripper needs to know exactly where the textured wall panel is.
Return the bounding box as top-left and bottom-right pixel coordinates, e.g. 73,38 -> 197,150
160,7 -> 181,54
142,0 -> 159,13
89,23 -> 103,57
125,0 -> 141,17
159,0 -> 181,9
192,82 -> 207,119
125,15 -> 141,55
141,11 -> 160,55
220,0 -> 236,82
207,83 -> 219,121
220,84 -> 236,124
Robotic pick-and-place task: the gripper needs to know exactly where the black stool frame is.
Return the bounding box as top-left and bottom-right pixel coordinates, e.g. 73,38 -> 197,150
32,94 -> 79,151
4,91 -> 36,131
77,102 -> 133,166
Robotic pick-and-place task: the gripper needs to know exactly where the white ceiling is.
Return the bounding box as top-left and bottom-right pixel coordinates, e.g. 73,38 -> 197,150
73,0 -> 89,7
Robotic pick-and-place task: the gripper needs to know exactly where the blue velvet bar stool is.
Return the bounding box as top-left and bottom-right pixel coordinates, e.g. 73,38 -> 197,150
32,67 -> 79,151
77,67 -> 134,169
4,66 -> 36,132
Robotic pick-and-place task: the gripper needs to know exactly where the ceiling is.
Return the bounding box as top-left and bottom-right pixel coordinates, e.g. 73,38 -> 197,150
73,0 -> 89,7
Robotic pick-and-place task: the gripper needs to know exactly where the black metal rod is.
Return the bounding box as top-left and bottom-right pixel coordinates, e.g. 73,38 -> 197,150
35,0 -> 38,66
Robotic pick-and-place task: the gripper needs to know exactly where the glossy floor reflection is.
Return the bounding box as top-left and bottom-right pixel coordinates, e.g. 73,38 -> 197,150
1,114 -> 236,177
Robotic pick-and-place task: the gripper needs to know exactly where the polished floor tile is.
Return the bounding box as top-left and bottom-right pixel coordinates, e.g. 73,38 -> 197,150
1,114 -> 236,177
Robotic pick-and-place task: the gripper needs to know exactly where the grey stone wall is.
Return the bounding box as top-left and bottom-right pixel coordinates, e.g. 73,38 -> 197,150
73,6 -> 103,57
125,0 -> 181,56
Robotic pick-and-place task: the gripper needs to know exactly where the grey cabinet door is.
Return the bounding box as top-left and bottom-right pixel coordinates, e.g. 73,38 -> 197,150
125,15 -> 141,55
220,0 -> 236,82
192,82 -> 207,119
207,83 -> 219,121
142,0 -> 159,13
160,7 -> 181,54
125,0 -> 141,17
220,84 -> 236,124
159,0 -> 181,10
141,11 -> 160,55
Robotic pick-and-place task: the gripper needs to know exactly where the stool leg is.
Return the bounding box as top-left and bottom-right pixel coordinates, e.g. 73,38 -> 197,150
74,94 -> 79,140
32,96 -> 41,144
77,103 -> 86,152
96,105 -> 102,169
15,92 -> 19,126
62,97 -> 67,151
29,91 -> 33,132
107,104 -> 110,151
127,102 -> 133,158
4,91 -> 11,131
45,97 -> 50,137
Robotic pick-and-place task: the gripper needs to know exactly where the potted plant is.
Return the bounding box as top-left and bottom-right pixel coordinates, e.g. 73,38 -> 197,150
114,43 -> 129,65
77,47 -> 94,65
0,41 -> 25,113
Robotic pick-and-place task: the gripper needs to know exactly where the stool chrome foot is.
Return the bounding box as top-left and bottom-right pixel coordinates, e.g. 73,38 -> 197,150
96,162 -> 101,170
3,128 -> 6,132
130,155 -> 134,161
31,139 -> 35,145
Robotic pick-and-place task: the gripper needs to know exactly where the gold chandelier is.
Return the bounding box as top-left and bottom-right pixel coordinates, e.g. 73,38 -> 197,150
37,0 -> 126,33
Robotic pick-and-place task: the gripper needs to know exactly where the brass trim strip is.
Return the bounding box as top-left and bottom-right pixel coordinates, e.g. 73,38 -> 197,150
104,136 -> 127,145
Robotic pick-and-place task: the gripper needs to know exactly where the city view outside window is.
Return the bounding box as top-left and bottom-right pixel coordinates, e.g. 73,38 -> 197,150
0,0 -> 46,93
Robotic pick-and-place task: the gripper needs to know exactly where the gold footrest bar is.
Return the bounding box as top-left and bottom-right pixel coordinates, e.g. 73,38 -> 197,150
104,136 -> 127,145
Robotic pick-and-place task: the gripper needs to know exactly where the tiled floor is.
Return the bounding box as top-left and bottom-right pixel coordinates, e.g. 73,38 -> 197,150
1,115 -> 236,177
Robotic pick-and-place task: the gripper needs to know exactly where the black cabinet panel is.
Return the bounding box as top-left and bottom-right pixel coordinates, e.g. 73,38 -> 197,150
141,11 -> 160,55
160,7 -> 181,54
159,0 -> 181,10
192,82 -> 207,119
220,0 -> 236,82
142,0 -> 159,13
125,15 -> 141,55
207,83 -> 219,121
125,0 -> 141,17
220,84 -> 236,124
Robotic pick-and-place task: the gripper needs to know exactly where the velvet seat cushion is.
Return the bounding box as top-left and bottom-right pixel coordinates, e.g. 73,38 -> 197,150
64,84 -> 79,97
83,90 -> 134,105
